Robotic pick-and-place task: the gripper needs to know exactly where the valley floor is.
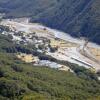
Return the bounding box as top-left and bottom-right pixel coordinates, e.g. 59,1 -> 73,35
0,19 -> 100,72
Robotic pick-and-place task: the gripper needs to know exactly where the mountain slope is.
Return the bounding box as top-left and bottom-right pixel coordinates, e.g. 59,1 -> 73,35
0,0 -> 100,44
32,0 -> 100,44
0,0 -> 57,17
0,33 -> 100,100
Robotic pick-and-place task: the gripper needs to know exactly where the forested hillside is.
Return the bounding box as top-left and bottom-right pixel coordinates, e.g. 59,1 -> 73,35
32,0 -> 100,44
0,33 -> 100,100
0,0 -> 57,17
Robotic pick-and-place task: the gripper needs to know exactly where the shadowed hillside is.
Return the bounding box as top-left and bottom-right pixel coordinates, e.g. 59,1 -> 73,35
32,0 -> 100,44
0,0 -> 57,17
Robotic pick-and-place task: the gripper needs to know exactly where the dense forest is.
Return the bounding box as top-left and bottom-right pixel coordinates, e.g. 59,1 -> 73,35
0,30 -> 100,100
